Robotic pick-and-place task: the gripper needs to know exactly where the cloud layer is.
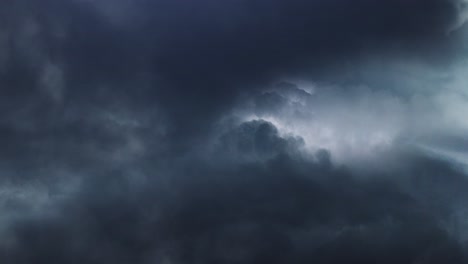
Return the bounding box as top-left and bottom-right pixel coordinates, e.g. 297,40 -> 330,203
1,0 -> 468,263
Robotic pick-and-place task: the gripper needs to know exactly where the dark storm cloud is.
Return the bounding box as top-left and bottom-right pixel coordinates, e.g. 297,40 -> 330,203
0,0 -> 167,178
141,0 -> 468,136
2,1 -> 468,263
3,0 -> 467,142
2,120 -> 468,263
0,0 -> 461,174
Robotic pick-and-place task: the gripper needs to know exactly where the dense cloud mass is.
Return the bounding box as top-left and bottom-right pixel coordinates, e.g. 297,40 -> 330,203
2,0 -> 468,263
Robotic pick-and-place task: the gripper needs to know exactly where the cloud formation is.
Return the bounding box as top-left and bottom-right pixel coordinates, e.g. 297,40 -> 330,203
1,0 -> 468,263
3,119 -> 468,263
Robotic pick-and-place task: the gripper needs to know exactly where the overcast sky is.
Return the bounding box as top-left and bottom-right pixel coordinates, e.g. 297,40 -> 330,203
2,0 -> 468,263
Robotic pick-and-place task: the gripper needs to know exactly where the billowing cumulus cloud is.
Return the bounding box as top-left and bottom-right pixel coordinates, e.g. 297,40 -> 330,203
1,0 -> 468,263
